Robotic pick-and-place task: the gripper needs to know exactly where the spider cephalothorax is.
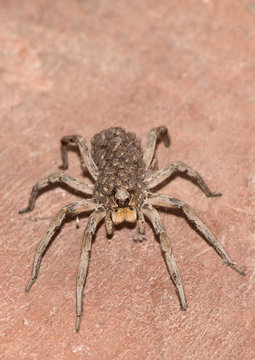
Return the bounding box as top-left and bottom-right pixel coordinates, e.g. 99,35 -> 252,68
110,187 -> 136,221
20,126 -> 244,332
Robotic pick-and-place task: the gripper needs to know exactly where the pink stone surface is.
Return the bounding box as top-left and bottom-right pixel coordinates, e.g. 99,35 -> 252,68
0,1 -> 255,359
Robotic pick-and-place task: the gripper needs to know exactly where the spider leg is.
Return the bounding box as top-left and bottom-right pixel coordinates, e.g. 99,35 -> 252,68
105,210 -> 114,236
144,161 -> 221,197
59,135 -> 98,180
148,193 -> 245,275
76,208 -> 105,332
19,172 -> 94,213
143,126 -> 170,170
142,203 -> 187,311
25,199 -> 96,293
137,208 -> 145,234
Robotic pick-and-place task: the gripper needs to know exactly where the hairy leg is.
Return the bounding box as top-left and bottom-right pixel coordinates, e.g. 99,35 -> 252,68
25,199 -> 96,293
148,193 -> 245,275
76,208 -> 105,332
145,161 -> 221,197
137,208 -> 145,234
59,135 -> 98,180
142,203 -> 187,310
143,126 -> 170,170
19,172 -> 94,213
105,210 -> 114,236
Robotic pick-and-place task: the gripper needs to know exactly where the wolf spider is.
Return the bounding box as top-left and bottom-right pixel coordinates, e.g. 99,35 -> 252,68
20,126 -> 244,332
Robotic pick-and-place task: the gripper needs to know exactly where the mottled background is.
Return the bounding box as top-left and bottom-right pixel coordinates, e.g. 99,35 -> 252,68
0,1 -> 254,359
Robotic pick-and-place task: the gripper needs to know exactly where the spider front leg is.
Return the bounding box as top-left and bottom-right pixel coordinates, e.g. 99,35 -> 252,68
145,161 -> 221,197
142,203 -> 187,311
19,172 -> 94,213
148,193 -> 245,275
143,126 -> 170,170
105,210 -> 114,236
76,207 -> 105,332
25,199 -> 96,293
137,208 -> 145,234
59,135 -> 98,180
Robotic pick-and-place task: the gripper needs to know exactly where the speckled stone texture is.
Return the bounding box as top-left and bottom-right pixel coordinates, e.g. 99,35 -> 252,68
0,1 -> 254,359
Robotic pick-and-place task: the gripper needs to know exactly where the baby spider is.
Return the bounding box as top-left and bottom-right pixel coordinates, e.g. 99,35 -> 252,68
20,126 -> 244,332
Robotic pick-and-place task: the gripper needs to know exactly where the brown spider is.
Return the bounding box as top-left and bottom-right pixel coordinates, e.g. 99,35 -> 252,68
19,126 -> 244,332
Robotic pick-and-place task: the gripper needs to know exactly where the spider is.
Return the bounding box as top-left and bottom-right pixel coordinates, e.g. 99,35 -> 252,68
19,126 -> 244,332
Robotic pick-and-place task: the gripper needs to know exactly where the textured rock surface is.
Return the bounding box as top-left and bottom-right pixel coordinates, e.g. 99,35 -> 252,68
0,1 -> 255,359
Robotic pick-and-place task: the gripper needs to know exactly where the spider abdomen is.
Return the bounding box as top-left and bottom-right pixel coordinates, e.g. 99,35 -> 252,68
91,127 -> 145,203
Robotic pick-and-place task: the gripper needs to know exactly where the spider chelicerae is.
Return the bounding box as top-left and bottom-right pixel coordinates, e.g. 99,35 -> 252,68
20,126 -> 244,332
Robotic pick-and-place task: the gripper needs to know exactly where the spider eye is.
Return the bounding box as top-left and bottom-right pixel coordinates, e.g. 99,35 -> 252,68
116,199 -> 120,207
124,198 -> 129,206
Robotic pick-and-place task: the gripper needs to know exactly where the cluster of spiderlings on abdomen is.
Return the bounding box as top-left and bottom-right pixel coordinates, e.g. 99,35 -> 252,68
91,127 -> 145,206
